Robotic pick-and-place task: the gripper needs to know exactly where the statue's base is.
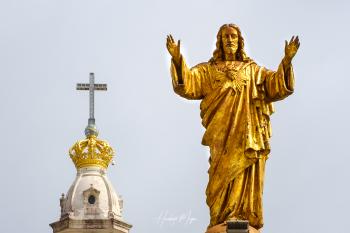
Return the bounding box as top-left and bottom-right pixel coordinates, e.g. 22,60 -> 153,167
205,220 -> 260,233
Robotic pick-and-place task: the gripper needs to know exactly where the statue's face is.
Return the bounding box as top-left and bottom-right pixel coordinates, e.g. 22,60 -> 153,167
221,27 -> 239,58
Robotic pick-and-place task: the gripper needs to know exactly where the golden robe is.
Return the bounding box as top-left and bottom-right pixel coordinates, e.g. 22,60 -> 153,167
170,57 -> 294,229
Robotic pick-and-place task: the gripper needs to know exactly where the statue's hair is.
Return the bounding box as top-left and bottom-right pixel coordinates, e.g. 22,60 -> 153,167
209,24 -> 251,63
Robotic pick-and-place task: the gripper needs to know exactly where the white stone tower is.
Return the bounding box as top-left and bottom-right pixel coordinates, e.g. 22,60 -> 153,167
50,73 -> 132,233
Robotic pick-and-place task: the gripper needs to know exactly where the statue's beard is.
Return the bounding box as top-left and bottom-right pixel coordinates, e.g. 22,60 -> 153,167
224,47 -> 238,60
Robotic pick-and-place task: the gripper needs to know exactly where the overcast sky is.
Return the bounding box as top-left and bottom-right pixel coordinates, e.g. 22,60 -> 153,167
1,1 -> 349,233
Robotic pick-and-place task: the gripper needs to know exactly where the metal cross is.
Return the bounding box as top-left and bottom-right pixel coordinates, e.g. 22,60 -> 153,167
76,73 -> 107,128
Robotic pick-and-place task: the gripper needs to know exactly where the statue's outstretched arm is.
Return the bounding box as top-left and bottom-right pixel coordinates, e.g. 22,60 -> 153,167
166,34 -> 206,100
260,36 -> 300,102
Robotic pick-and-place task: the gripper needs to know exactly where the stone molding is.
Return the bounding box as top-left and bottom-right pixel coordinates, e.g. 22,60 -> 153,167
50,216 -> 132,233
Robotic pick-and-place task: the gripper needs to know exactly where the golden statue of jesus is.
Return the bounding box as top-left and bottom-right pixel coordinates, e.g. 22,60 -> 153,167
166,24 -> 300,231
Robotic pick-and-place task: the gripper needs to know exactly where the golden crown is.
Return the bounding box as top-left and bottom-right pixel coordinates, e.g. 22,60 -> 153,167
69,135 -> 115,169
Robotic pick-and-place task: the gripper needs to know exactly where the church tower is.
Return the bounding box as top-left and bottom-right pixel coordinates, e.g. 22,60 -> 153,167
50,73 -> 132,233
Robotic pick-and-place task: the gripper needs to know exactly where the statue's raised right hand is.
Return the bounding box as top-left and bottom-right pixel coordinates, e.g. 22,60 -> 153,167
166,34 -> 181,65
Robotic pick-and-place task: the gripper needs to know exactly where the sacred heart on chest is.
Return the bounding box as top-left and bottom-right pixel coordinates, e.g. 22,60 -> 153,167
223,69 -> 248,92
214,62 -> 249,93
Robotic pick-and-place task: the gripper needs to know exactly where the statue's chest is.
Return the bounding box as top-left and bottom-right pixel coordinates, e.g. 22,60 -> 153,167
211,62 -> 250,93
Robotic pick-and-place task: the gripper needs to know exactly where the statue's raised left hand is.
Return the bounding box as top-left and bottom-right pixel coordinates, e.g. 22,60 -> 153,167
284,36 -> 300,64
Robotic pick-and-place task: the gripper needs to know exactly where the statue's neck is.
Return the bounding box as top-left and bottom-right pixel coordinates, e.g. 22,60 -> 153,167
224,53 -> 236,61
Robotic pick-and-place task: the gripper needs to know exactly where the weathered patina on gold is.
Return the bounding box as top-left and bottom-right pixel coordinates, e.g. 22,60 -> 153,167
166,24 -> 300,230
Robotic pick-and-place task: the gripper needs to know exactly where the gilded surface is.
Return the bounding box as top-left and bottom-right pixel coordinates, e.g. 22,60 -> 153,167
69,135 -> 115,169
166,24 -> 299,229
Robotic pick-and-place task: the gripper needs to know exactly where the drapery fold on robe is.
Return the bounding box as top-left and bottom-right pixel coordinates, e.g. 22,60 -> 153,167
170,56 -> 294,229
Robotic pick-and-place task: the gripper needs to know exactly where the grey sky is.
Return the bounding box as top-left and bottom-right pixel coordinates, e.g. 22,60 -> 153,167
0,0 -> 349,233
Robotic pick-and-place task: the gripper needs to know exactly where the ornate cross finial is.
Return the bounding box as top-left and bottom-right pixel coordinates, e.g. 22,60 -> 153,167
76,73 -> 107,137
